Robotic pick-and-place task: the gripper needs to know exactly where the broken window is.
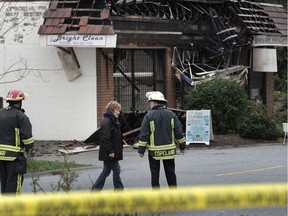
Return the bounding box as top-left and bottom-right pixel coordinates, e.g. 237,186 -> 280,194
114,49 -> 165,112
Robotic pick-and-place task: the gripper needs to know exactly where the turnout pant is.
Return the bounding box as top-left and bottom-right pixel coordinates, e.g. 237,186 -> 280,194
0,160 -> 24,195
148,153 -> 177,188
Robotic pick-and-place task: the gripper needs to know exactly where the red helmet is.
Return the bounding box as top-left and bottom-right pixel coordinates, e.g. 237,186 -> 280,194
5,89 -> 26,101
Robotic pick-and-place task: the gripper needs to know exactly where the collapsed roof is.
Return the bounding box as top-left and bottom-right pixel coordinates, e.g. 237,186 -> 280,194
38,0 -> 287,85
38,0 -> 287,37
37,0 -> 287,144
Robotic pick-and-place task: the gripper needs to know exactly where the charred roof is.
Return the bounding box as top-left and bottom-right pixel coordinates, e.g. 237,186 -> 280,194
38,0 -> 287,39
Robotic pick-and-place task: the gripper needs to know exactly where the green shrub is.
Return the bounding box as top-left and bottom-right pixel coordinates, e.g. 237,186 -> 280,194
184,77 -> 248,134
274,90 -> 287,124
238,102 -> 279,140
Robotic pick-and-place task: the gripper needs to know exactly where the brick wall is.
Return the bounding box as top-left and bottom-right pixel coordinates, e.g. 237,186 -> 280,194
265,73 -> 274,117
97,49 -> 115,126
165,47 -> 176,108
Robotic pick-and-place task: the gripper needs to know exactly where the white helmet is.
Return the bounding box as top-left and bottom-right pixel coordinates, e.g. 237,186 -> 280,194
146,91 -> 167,102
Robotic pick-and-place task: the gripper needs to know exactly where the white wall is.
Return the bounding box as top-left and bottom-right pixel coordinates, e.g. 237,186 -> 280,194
0,2 -> 97,141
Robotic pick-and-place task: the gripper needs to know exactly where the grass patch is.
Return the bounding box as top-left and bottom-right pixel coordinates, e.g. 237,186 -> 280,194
27,159 -> 90,173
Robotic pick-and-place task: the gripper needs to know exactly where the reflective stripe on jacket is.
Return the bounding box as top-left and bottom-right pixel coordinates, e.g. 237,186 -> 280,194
0,107 -> 34,161
138,104 -> 186,160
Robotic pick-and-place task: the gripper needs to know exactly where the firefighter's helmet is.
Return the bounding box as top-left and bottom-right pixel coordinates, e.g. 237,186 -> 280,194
146,91 -> 167,102
5,89 -> 26,101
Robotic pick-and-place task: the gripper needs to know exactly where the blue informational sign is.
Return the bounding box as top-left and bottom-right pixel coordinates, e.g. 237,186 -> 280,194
186,110 -> 214,145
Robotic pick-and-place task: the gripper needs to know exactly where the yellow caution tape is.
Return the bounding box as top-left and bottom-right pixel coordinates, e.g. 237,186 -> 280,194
0,183 -> 287,216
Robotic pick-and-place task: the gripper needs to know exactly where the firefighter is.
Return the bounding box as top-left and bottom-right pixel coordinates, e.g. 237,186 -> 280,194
0,88 -> 34,195
138,91 -> 186,188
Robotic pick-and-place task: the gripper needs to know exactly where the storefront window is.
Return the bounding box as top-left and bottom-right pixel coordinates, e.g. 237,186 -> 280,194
114,49 -> 165,112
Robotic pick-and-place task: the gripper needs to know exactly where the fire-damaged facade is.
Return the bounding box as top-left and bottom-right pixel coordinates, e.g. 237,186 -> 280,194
36,0 -> 287,142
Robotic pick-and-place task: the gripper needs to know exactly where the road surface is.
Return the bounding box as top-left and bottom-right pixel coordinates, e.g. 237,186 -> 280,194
23,143 -> 287,216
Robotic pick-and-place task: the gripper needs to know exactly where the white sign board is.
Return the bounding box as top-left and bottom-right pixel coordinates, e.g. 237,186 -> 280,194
186,110 -> 214,145
45,34 -> 117,48
253,48 -> 277,72
253,35 -> 288,47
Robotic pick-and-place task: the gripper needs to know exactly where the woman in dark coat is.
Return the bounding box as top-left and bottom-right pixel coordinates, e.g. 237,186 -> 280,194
91,101 -> 124,190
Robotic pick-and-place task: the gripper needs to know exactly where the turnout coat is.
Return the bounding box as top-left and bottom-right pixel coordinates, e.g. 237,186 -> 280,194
138,104 -> 186,160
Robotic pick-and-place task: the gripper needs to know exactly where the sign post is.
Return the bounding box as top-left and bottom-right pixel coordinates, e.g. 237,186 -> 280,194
186,110 -> 214,145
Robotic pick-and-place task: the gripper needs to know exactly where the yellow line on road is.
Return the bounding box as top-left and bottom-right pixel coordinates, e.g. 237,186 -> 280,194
216,165 -> 284,176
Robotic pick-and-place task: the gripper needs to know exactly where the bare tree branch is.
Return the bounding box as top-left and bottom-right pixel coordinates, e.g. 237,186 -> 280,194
0,58 -> 62,84
0,2 -> 64,85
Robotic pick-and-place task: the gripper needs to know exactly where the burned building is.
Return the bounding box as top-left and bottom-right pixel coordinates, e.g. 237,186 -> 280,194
37,0 -> 287,142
